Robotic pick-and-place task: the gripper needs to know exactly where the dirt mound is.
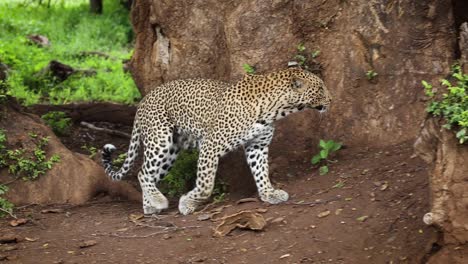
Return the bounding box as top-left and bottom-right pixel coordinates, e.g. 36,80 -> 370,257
0,101 -> 140,205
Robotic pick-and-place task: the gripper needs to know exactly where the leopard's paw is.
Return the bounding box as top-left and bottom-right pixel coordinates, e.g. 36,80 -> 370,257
260,189 -> 289,204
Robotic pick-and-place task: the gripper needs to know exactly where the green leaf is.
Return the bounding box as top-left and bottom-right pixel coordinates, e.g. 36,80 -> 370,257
297,43 -> 306,52
319,139 -> 326,149
320,149 -> 329,159
319,165 -> 329,175
456,128 -> 466,139
421,80 -> 432,89
331,142 -> 342,152
311,154 -> 322,165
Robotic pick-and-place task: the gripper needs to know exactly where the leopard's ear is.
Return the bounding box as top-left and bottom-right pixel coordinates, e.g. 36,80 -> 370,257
288,61 -> 299,68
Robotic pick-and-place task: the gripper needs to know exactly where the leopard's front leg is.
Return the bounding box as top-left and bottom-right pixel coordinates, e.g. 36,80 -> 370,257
178,142 -> 220,215
244,126 -> 289,204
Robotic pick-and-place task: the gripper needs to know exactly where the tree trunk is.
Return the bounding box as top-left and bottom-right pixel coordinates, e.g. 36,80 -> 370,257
89,0 -> 103,14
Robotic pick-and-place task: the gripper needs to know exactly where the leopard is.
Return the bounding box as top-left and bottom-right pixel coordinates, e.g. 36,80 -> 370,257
102,65 -> 331,215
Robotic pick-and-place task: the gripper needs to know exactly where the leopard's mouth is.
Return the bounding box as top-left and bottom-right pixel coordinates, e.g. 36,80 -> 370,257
314,105 -> 325,111
314,105 -> 329,113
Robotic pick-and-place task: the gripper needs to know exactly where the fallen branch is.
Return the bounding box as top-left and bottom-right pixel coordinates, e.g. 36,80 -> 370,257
80,121 -> 131,139
30,102 -> 137,125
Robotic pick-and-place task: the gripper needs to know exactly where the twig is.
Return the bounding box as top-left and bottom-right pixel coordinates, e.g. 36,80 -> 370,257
287,196 -> 340,206
0,177 -> 20,186
0,207 -> 17,219
80,121 -> 131,138
104,225 -> 201,239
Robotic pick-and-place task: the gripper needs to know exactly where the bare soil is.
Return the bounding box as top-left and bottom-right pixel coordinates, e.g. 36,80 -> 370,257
0,123 -> 439,264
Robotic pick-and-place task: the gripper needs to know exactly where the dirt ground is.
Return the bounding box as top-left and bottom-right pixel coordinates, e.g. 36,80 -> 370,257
0,121 -> 440,263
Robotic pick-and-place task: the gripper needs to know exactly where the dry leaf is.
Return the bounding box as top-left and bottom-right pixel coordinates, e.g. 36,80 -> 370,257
380,182 -> 388,191
9,218 -> 28,227
357,215 -> 369,222
213,210 -> 266,237
270,217 -> 285,224
129,213 -> 144,222
236,197 -> 259,204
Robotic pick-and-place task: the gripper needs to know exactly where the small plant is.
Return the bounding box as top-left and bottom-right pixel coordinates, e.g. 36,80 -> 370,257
423,64 -> 468,144
1,132 -> 60,181
366,70 -> 378,81
159,150 -> 228,199
0,184 -> 14,218
311,139 -> 342,175
113,153 -> 127,168
81,145 -> 97,158
292,43 -> 322,74
160,150 -> 199,197
242,63 -> 256,75
41,111 -> 72,136
212,179 -> 228,203
311,50 -> 321,59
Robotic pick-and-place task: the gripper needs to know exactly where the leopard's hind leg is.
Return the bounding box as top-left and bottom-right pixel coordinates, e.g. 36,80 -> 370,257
139,127 -> 179,214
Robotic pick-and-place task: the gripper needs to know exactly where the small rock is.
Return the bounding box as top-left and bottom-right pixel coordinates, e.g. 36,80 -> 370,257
79,240 -> 97,248
317,210 -> 331,218
256,208 -> 268,213
279,254 -> 291,259
335,209 -> 343,215
162,234 -> 172,240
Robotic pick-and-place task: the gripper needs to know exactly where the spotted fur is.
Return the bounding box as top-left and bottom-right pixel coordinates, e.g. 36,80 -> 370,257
102,67 -> 331,215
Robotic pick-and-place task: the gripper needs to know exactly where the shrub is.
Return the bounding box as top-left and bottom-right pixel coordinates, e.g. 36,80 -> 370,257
423,64 -> 468,144
41,111 -> 71,136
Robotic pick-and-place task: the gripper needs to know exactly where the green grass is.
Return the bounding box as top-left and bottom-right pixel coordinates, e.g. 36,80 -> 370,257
0,0 -> 140,105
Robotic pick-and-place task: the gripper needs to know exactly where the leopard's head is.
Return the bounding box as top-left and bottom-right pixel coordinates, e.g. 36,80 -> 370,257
288,67 -> 331,113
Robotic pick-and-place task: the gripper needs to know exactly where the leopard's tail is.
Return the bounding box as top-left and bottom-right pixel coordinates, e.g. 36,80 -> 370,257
102,119 -> 141,181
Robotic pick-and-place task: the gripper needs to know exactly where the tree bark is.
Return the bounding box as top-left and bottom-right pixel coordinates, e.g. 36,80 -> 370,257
90,0 -> 103,14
